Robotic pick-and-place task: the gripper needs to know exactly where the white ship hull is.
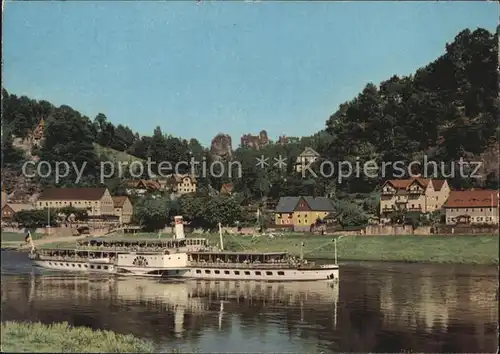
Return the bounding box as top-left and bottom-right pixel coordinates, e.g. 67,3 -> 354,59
32,259 -> 115,274
32,259 -> 190,278
32,259 -> 338,281
163,264 -> 339,282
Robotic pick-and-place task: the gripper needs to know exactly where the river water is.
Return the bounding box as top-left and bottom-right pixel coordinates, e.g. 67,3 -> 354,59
1,250 -> 498,353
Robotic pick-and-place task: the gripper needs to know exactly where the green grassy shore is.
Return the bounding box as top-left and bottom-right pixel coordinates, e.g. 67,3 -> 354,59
0,321 -> 156,353
0,232 -> 44,249
2,231 -> 498,265
207,233 -> 500,265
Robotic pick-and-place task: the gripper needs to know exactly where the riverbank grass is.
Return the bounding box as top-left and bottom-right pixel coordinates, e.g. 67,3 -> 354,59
0,232 -> 43,248
1,321 -> 155,353
200,233 -> 499,265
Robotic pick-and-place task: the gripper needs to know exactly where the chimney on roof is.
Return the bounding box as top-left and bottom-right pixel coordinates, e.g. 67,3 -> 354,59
174,215 -> 185,240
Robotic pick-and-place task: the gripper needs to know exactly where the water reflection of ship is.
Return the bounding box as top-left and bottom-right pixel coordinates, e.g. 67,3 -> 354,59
23,275 -> 340,338
112,279 -> 340,331
111,278 -> 207,337
190,280 -> 340,330
190,280 -> 339,306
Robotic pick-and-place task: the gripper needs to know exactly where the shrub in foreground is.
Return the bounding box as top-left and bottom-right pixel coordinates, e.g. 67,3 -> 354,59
1,321 -> 156,353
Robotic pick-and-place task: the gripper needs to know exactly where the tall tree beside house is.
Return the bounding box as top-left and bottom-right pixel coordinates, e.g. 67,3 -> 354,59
334,200 -> 368,228
38,105 -> 101,187
133,197 -> 178,231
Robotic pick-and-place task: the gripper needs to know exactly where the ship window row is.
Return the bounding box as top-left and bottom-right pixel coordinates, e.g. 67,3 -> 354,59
194,269 -> 285,276
47,262 -> 109,270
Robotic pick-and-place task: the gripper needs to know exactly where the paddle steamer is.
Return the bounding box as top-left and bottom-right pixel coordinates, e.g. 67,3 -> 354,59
29,216 -> 340,281
29,217 -> 209,277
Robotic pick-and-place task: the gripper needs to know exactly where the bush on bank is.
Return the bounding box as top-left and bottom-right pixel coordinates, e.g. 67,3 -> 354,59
0,321 -> 156,353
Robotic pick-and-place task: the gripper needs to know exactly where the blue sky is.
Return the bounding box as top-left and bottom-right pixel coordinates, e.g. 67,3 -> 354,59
3,1 -> 497,146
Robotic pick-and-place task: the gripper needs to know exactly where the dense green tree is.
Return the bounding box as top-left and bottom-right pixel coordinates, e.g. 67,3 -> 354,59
38,105 -> 101,187
334,200 -> 368,228
133,197 -> 177,231
1,129 -> 25,166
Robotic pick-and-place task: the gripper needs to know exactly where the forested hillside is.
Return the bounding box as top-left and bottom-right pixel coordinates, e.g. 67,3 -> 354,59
1,27 -> 498,203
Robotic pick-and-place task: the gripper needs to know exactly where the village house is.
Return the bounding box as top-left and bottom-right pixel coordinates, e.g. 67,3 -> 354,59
166,174 -> 197,195
123,179 -> 162,196
443,190 -> 499,225
112,196 -> 133,224
380,178 -> 450,217
274,196 -> 335,231
295,147 -> 320,172
1,203 -> 34,221
220,183 -> 234,196
36,188 -> 115,217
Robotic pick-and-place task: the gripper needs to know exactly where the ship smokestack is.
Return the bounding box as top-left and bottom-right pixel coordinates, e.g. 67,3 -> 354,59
174,216 -> 185,240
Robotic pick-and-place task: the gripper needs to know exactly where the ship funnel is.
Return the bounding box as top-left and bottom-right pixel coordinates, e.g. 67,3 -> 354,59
174,216 -> 185,240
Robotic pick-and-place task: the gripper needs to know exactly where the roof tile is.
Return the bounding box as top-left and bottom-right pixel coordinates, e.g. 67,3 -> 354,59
444,190 -> 499,208
38,188 -> 107,201
112,196 -> 129,208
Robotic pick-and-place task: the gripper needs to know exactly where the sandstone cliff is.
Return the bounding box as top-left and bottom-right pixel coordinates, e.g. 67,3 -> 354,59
210,133 -> 233,160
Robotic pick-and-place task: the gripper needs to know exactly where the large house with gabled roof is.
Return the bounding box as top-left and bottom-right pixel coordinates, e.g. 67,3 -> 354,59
274,196 -> 335,231
443,189 -> 499,225
36,187 -> 115,217
380,178 -> 450,217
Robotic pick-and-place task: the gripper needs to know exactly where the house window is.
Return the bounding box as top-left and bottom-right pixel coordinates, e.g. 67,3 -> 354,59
204,270 -> 211,274
234,271 -> 240,275
266,271 -> 273,276
244,271 -> 250,275
255,271 -> 261,276
196,269 -> 201,274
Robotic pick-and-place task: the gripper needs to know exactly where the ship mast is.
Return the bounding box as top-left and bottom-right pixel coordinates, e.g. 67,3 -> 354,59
218,222 -> 224,251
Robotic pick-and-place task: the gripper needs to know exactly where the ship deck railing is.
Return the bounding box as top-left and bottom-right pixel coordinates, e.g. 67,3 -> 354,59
75,245 -> 203,253
188,261 -> 322,269
34,255 -> 117,262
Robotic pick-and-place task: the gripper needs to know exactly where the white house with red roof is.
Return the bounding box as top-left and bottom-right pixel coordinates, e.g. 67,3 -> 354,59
443,189 -> 499,225
380,178 -> 451,216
